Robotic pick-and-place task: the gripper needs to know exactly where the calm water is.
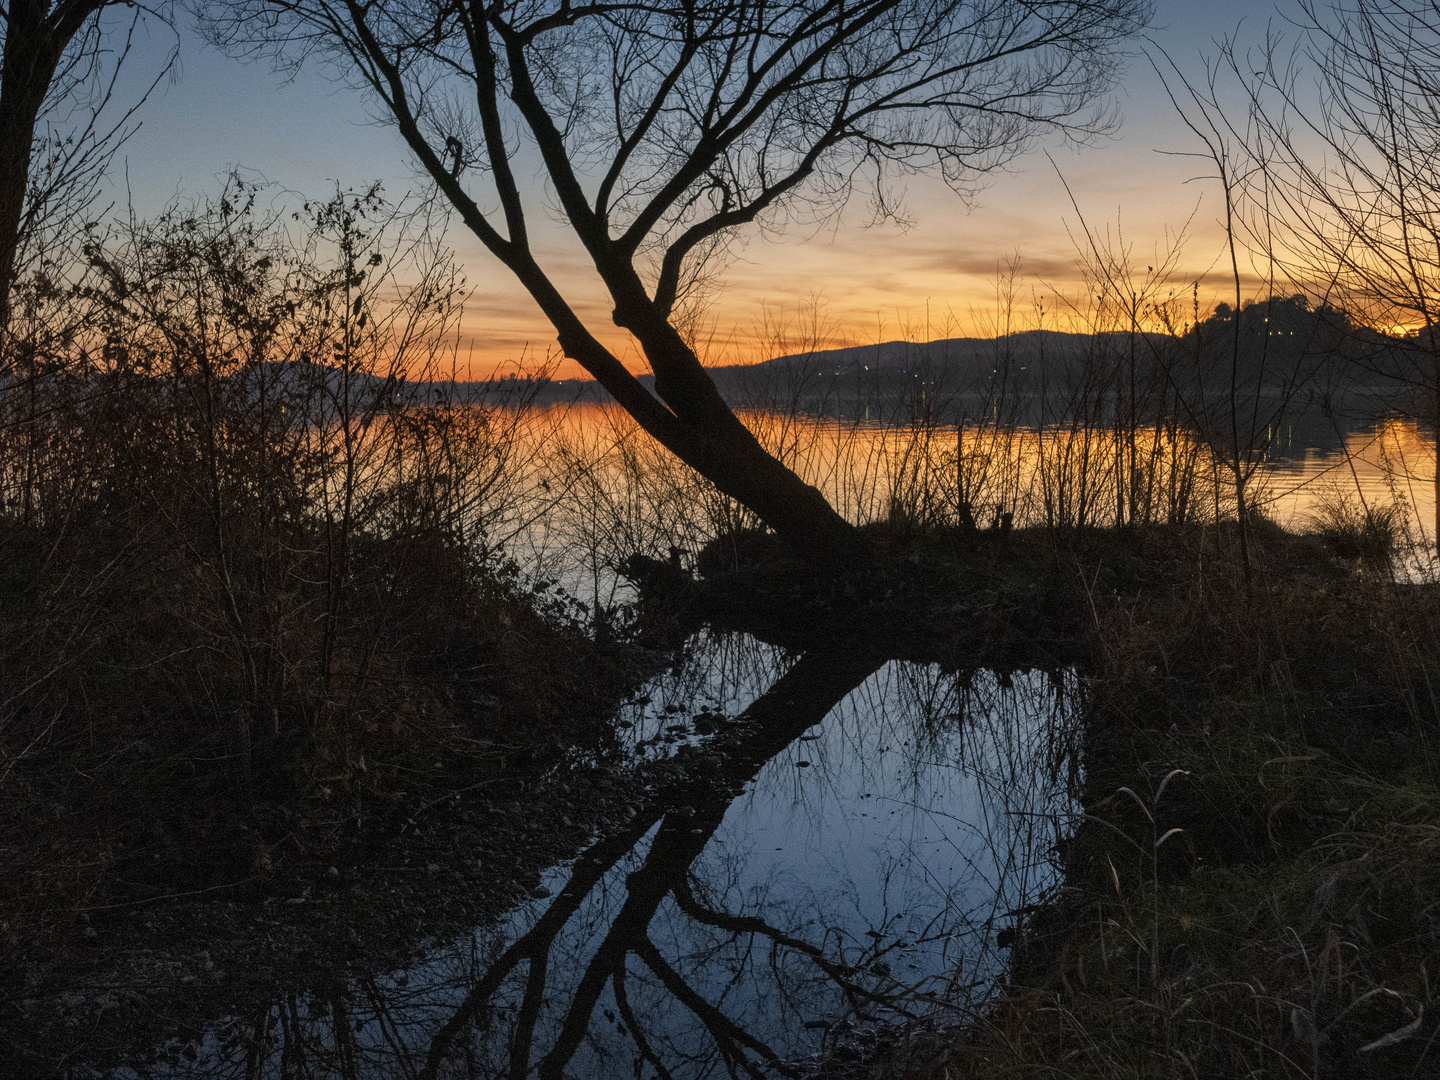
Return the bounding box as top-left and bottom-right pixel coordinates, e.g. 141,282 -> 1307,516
518,405 -> 1440,578
77,408 -> 1435,1077
104,635 -> 1080,1078
1264,419 -> 1436,531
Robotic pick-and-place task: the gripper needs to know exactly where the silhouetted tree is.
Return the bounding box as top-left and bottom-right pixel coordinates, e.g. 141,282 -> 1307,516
1201,1 -> 1440,553
0,2 -> 174,335
201,0 -> 1152,563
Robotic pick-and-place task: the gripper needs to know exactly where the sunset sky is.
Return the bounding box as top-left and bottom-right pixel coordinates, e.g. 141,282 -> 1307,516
112,0 -> 1271,378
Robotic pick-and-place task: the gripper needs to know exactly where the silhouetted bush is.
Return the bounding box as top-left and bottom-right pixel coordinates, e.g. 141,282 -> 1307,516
0,177 -> 604,805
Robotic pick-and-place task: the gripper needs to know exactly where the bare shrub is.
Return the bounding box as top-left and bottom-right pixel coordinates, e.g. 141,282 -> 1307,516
0,175 -> 571,790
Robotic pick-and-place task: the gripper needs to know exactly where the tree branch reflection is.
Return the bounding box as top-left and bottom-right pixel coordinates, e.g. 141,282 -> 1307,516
160,644 -> 1079,1079
425,648 -> 884,1079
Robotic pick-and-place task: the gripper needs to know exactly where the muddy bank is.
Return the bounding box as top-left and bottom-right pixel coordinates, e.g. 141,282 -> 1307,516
5,770 -> 637,1075
632,523 -> 1176,666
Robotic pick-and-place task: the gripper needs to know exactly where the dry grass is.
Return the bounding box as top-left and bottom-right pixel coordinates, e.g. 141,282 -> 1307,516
833,525 -> 1440,1079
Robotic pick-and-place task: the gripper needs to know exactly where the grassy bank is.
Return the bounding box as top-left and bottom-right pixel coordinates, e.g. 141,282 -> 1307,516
844,522 -> 1440,1078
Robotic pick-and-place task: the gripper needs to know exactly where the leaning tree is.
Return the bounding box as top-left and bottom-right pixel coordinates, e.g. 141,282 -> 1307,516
202,0 -> 1152,563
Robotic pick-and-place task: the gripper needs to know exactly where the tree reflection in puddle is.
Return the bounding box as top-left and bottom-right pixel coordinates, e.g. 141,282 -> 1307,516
115,635 -> 1081,1079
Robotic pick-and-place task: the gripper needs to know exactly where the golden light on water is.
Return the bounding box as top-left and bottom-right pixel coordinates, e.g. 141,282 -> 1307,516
1265,418 -> 1438,539
523,403 -> 1438,554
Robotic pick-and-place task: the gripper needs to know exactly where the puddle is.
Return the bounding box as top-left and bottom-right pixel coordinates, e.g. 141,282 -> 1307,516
100,633 -> 1082,1079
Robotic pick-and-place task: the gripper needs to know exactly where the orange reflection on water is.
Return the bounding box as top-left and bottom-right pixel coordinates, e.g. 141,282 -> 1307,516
1264,417 -> 1438,543
533,403 -> 1438,545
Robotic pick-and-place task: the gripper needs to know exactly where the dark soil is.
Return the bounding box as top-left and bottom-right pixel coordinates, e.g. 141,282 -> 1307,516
638,522 -> 1176,668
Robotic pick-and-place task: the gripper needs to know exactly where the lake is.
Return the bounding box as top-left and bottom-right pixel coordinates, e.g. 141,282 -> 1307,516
508,405 -> 1439,607
94,632 -> 1079,1078
62,402 -> 1438,1077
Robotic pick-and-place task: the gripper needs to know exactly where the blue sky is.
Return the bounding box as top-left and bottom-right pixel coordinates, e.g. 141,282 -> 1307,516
103,0 -> 1283,375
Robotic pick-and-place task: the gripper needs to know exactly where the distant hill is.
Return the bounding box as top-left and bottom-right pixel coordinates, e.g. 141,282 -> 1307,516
429,312 -> 1422,448
702,330 -> 1122,405
477,330 -> 1133,408
734,329 -> 1106,378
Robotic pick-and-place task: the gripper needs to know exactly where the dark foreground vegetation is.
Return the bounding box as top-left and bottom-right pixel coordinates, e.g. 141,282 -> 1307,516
0,187 -> 666,1072
838,520 -> 1440,1078
9,440 -> 1440,1079
2,185 -> 1439,1078
6,0 -> 1440,1073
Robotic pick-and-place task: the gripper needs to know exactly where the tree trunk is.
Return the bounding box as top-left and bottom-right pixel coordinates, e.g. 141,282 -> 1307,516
0,4 -> 59,334
614,303 -> 869,567
0,1 -> 108,337
682,410 -> 863,563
